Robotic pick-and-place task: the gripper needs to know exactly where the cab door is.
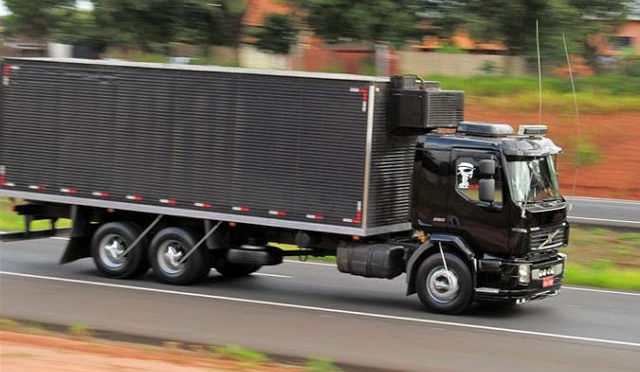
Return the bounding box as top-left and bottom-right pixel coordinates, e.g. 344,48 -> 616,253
448,149 -> 509,255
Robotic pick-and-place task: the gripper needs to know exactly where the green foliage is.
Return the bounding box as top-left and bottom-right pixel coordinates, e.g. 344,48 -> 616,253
50,10 -> 105,48
573,138 -> 601,167
305,358 -> 343,372
619,232 -> 640,243
0,318 -> 21,331
564,263 -> 640,291
294,0 -> 420,47
478,60 -> 501,74
67,323 -> 92,339
424,73 -> 640,97
3,0 -> 75,38
93,0 -> 245,51
473,91 -> 640,115
424,0 -> 629,64
210,345 -> 269,364
588,227 -> 609,236
436,42 -> 467,54
255,13 -> 297,54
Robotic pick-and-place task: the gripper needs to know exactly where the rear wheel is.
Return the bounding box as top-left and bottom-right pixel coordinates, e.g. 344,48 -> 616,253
91,222 -> 148,279
149,227 -> 210,285
415,252 -> 473,314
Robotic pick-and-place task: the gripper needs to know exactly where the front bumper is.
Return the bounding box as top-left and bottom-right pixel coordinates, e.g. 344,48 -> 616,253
474,253 -> 566,302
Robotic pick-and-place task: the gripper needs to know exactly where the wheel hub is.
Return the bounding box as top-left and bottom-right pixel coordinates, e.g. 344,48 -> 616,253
99,234 -> 127,269
427,267 -> 460,304
157,241 -> 186,275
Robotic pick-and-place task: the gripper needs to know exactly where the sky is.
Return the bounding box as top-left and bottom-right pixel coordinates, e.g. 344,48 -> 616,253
0,1 -> 94,16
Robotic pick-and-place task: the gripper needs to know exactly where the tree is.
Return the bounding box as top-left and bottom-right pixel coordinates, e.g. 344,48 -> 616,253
423,0 -> 629,63
4,0 -> 75,39
255,14 -> 297,54
50,10 -> 106,49
292,0 -> 421,46
92,0 -> 246,52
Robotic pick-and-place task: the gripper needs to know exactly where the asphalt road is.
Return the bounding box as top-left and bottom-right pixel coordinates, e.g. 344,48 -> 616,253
567,196 -> 640,229
1,238 -> 640,371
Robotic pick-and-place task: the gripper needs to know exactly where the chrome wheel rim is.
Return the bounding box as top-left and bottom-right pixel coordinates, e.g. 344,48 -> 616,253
157,240 -> 186,276
426,266 -> 460,304
99,234 -> 127,270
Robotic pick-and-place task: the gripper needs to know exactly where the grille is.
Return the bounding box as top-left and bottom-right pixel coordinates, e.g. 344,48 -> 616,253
529,226 -> 566,251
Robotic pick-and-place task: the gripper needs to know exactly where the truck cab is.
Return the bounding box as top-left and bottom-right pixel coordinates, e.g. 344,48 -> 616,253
407,122 -> 567,311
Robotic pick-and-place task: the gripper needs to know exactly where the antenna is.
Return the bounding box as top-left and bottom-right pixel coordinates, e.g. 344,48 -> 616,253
563,33 -> 580,197
522,19 -> 544,219
536,20 -> 542,125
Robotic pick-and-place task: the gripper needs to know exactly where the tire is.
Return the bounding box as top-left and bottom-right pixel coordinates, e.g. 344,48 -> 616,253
415,252 -> 473,314
214,255 -> 261,278
148,227 -> 210,285
91,222 -> 149,279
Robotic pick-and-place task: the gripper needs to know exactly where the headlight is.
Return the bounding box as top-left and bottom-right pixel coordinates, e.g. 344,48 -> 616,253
518,264 -> 531,284
552,263 -> 564,276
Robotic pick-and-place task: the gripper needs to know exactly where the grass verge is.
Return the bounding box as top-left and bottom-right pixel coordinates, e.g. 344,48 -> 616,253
426,73 -> 640,114
0,198 -> 71,231
0,318 -> 346,372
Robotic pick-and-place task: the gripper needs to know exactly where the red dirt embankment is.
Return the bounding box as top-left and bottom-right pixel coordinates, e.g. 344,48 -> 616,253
465,103 -> 640,200
0,331 -> 304,372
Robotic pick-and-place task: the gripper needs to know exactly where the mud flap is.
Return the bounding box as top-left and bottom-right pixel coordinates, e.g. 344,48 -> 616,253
59,205 -> 94,264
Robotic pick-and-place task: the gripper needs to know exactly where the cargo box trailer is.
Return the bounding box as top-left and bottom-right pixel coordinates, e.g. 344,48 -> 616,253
1,58 -> 567,314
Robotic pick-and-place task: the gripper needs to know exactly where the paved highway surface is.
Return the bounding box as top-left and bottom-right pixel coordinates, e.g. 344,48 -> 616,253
1,238 -> 639,371
567,196 -> 640,229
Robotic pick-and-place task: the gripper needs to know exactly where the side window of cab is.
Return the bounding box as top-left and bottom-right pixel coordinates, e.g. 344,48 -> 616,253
455,156 -> 503,204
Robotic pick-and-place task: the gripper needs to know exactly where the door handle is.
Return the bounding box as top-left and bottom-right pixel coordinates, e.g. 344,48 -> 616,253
447,215 -> 460,227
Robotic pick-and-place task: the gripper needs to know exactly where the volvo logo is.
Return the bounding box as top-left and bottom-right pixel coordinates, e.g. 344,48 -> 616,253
537,229 -> 561,250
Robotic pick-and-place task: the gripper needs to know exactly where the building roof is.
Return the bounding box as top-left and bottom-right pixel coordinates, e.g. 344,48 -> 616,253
244,0 -> 293,27
412,32 -> 507,52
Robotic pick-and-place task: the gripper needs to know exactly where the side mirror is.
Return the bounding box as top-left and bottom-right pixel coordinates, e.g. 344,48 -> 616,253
479,179 -> 495,203
479,159 -> 496,176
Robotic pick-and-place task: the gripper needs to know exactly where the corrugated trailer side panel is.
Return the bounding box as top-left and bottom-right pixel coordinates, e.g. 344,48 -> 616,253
0,59 -> 413,235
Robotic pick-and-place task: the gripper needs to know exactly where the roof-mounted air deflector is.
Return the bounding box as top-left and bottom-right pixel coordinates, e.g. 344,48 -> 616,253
457,122 -> 515,137
388,75 -> 464,133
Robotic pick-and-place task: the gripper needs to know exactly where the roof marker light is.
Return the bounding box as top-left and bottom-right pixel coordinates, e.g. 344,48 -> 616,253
194,202 -> 212,208
29,185 -> 46,190
269,210 -> 287,216
92,191 -> 109,197
232,206 -> 250,212
160,199 -> 176,205
60,188 -> 78,194
127,195 -> 144,201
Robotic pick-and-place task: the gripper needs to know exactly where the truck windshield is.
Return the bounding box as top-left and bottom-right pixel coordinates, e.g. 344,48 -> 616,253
506,156 -> 560,203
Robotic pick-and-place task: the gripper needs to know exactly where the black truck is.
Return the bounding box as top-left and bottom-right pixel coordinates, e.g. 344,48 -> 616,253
0,58 -> 568,314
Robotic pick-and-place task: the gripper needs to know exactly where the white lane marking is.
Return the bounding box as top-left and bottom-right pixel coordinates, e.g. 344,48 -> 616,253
51,237 -> 70,240
1,271 -> 639,349
283,259 -> 334,267
564,286 -> 640,297
252,273 -> 293,279
567,197 -> 640,205
568,216 -> 640,225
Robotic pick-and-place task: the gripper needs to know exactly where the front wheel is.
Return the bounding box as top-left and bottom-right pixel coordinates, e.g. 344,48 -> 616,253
415,252 -> 473,314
